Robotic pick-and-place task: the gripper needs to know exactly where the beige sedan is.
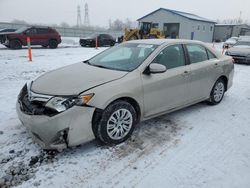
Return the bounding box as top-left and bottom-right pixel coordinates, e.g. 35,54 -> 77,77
16,39 -> 234,150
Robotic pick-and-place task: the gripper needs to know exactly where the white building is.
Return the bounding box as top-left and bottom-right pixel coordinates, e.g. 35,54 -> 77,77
137,8 -> 216,42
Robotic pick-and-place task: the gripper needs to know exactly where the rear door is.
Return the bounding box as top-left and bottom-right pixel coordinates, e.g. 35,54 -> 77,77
26,28 -> 39,45
185,44 -> 219,101
142,44 -> 191,117
36,28 -> 50,46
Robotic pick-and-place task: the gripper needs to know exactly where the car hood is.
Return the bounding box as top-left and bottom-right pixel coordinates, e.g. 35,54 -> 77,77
31,62 -> 127,96
227,47 -> 250,56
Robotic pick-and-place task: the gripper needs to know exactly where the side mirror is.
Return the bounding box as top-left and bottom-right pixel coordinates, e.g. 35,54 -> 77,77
145,63 -> 167,74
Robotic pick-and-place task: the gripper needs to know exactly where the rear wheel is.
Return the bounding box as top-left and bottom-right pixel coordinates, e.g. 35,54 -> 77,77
96,101 -> 137,145
110,41 -> 115,46
48,40 -> 58,49
207,78 -> 226,105
9,40 -> 22,49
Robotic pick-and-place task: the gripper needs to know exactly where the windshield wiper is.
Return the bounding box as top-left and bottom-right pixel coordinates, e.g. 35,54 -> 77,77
83,60 -> 109,69
91,64 -> 110,69
83,60 -> 91,65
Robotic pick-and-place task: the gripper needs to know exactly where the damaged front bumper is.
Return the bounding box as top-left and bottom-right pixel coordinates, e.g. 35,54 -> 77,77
16,102 -> 95,150
16,84 -> 96,150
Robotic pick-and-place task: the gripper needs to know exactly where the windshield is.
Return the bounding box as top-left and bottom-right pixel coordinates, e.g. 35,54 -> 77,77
233,41 -> 250,48
15,27 -> 29,33
87,43 -> 158,72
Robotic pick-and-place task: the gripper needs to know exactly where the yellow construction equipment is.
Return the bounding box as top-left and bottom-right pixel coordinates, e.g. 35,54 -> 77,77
123,22 -> 165,41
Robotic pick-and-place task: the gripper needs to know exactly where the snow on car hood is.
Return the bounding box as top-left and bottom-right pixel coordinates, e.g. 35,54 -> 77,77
227,47 -> 250,56
31,62 -> 127,96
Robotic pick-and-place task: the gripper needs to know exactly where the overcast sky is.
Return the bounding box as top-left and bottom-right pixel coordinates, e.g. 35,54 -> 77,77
0,0 -> 249,27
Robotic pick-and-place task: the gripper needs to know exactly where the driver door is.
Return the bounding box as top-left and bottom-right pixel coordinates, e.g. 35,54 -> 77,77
142,44 -> 191,118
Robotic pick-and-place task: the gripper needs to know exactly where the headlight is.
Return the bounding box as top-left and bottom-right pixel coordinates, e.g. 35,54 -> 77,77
45,93 -> 94,112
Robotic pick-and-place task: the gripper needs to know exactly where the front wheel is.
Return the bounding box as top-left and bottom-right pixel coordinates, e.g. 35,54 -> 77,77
207,78 -> 226,105
96,101 -> 137,145
9,40 -> 22,49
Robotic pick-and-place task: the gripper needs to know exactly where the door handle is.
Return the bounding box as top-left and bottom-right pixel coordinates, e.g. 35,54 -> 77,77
214,62 -> 219,68
182,70 -> 191,76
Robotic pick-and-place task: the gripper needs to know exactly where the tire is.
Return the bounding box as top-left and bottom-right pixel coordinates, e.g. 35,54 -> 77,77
96,100 -> 137,145
48,40 -> 58,49
4,45 -> 10,48
9,40 -> 22,49
110,41 -> 115,46
42,45 -> 48,48
207,78 -> 226,105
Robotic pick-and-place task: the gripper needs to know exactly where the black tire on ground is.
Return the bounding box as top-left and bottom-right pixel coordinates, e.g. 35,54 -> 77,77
207,78 -> 226,105
48,40 -> 58,49
9,40 -> 22,49
110,41 -> 115,46
4,45 -> 10,48
96,100 -> 137,145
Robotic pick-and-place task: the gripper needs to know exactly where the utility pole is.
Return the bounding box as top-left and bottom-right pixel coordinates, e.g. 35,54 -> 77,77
77,5 -> 82,27
238,11 -> 242,24
84,3 -> 90,26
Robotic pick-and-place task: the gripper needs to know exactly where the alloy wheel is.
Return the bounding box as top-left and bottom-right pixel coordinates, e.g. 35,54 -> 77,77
107,109 -> 133,140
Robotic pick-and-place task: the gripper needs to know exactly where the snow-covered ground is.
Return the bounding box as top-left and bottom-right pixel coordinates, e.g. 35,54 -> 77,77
0,40 -> 250,188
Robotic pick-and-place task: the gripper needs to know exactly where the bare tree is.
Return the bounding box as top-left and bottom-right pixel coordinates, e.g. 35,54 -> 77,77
60,22 -> 70,28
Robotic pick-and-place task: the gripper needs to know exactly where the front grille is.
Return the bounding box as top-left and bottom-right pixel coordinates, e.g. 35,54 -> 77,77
231,55 -> 250,64
18,85 -> 58,116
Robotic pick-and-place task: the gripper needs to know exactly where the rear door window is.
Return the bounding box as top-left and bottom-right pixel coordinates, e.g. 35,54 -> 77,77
36,28 -> 49,34
186,44 -> 209,64
152,44 -> 186,69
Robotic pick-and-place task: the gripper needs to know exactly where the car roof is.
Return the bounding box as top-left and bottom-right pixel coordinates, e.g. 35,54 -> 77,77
126,39 -> 204,45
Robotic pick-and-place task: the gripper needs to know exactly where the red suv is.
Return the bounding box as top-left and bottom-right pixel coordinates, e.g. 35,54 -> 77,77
0,26 -> 61,49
